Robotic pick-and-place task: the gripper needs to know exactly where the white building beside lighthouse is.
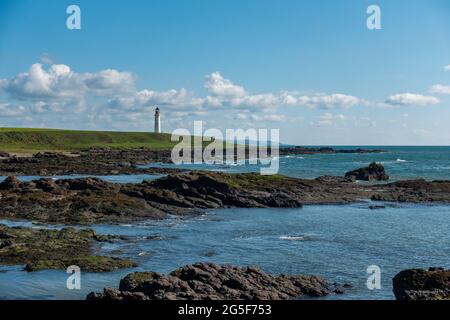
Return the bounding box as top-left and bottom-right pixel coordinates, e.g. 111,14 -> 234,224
154,107 -> 161,133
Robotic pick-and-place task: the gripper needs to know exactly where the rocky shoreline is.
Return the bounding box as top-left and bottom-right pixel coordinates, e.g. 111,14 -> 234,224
0,148 -> 179,176
0,224 -> 136,272
0,147 -> 383,176
87,263 -> 349,300
1,166 -> 450,225
279,146 -> 384,155
1,149 -> 449,301
88,265 -> 450,300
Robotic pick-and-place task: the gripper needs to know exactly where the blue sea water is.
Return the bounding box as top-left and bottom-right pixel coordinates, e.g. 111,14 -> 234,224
0,146 -> 450,300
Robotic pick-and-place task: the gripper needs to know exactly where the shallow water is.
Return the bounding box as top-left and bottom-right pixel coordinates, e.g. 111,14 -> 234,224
1,202 -> 449,300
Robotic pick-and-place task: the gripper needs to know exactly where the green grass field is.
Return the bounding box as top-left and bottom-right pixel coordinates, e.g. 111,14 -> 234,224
0,128 -> 179,153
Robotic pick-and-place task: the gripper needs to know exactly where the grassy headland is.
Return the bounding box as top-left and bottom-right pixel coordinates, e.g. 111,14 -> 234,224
0,128 -> 177,153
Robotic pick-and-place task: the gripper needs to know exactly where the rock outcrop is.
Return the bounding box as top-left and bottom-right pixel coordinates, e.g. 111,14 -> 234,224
0,224 -> 136,272
0,151 -> 10,158
0,176 -> 21,190
2,171 -> 450,224
345,162 -> 389,181
279,146 -> 384,155
371,179 -> 450,203
0,173 -> 306,224
87,263 -> 347,300
0,149 -> 179,176
392,267 -> 450,300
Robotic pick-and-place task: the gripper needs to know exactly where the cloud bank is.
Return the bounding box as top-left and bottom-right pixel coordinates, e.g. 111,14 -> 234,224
0,62 -> 446,130
385,93 -> 440,107
430,84 -> 450,95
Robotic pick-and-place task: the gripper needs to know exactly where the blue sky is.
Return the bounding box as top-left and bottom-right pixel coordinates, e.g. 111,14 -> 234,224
0,0 -> 450,145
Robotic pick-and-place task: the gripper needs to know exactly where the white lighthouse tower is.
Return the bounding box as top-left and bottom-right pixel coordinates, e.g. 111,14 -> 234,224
154,107 -> 161,133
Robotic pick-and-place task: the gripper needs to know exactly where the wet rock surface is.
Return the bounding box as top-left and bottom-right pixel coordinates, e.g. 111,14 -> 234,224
393,268 -> 450,300
0,148 -> 179,176
0,224 -> 136,272
371,179 -> 450,203
279,146 -> 384,155
345,162 -> 389,181
87,263 -> 347,300
1,171 -> 450,224
0,151 -> 11,158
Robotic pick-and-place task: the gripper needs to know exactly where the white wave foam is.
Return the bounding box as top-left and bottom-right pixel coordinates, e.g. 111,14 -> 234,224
279,235 -> 313,241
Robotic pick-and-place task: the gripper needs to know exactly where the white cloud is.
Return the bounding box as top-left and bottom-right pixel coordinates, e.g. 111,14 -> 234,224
307,94 -> 359,109
430,84 -> 450,95
30,99 -> 85,114
0,103 -> 26,117
83,69 -> 135,94
203,96 -> 222,108
281,92 -> 360,109
204,72 -> 246,98
445,65 -> 450,71
315,112 -> 347,126
236,113 -> 247,120
0,65 -> 366,126
230,93 -> 279,109
0,63 -> 135,100
5,62 -> 438,133
107,88 -> 203,111
233,112 -> 284,122
262,114 -> 285,122
385,93 -> 440,106
204,73 -> 360,110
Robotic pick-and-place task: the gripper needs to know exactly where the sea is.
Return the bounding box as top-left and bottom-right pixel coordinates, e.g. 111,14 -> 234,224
0,146 -> 449,300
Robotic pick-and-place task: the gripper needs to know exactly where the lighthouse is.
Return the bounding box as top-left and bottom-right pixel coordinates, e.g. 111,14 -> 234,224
154,107 -> 161,133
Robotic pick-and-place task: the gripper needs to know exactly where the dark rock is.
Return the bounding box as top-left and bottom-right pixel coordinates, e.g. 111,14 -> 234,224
202,251 -> 216,257
35,178 -> 57,192
392,268 -> 450,300
279,146 -> 384,156
0,151 -> 10,158
153,173 -> 231,194
0,224 -> 136,272
1,171 -> 450,225
35,152 -> 61,159
64,177 -> 112,191
345,162 -> 389,181
87,288 -> 149,301
0,239 -> 12,249
0,176 -> 21,190
25,256 -> 137,272
0,149 -> 179,177
315,175 -> 355,183
368,205 -> 386,210
87,263 -> 345,300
